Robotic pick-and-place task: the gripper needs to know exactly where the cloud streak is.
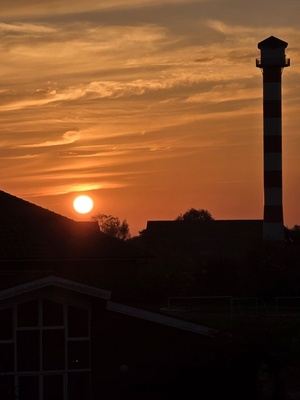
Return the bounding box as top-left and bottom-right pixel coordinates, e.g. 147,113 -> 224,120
16,130 -> 80,148
0,22 -> 56,34
1,0 -> 210,19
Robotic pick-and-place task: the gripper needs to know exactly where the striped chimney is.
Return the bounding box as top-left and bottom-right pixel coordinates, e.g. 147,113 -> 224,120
256,36 -> 290,241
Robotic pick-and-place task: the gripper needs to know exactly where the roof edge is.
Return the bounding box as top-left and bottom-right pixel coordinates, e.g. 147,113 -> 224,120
106,301 -> 218,337
258,36 -> 288,49
0,275 -> 111,301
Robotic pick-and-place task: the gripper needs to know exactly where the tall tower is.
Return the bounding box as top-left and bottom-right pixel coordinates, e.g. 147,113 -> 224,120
256,36 -> 290,241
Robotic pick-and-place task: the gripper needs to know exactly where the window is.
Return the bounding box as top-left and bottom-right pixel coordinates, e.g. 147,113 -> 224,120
68,372 -> 91,400
0,307 -> 13,339
43,375 -> 64,400
43,330 -> 65,370
0,299 -> 91,400
18,376 -> 39,400
17,300 -> 38,327
0,343 -> 14,373
68,305 -> 89,337
0,376 -> 14,400
43,300 -> 64,326
17,330 -> 40,371
68,340 -> 90,370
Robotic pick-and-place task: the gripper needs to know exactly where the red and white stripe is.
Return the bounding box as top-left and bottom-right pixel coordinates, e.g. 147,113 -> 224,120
263,67 -> 284,240
257,37 -> 289,241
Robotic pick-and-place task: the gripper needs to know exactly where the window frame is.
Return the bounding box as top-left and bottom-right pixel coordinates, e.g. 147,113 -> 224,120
0,298 -> 91,400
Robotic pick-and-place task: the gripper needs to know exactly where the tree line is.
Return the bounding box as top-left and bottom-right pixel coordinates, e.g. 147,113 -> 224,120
93,207 -> 300,245
92,208 -> 214,240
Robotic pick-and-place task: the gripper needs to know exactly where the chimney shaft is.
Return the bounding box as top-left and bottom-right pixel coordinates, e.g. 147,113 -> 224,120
256,36 -> 290,241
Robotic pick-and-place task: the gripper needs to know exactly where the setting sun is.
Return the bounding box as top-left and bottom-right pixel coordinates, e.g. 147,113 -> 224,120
73,195 -> 94,214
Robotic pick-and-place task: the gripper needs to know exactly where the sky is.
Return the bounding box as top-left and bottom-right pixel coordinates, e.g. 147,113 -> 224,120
1,0 -> 300,235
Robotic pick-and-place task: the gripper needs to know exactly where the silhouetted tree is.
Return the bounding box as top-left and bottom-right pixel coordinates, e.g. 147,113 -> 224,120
288,225 -> 300,244
92,213 -> 131,240
176,208 -> 214,222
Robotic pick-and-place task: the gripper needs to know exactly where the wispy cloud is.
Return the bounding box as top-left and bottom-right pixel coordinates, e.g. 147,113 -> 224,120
16,130 -> 80,148
0,22 -> 56,34
1,0 -> 209,18
0,78 -> 195,111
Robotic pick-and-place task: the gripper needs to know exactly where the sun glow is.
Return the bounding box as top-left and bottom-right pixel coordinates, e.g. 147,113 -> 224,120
73,195 -> 94,214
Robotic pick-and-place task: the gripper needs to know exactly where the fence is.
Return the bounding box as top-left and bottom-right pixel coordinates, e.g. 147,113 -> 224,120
274,297 -> 300,315
166,296 -> 232,315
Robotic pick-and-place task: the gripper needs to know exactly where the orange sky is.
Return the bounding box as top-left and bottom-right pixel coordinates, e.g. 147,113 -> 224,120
1,0 -> 300,235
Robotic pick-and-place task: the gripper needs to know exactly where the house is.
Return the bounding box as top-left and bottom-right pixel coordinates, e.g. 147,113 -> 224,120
141,219 -> 264,262
0,191 -> 217,400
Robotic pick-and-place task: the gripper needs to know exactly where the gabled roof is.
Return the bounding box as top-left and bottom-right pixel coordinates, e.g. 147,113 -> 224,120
0,274 -> 111,301
0,190 -> 147,261
0,272 -> 217,337
258,36 -> 288,49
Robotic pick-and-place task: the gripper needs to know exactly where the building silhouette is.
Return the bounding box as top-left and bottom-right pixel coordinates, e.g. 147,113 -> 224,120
0,190 -> 215,399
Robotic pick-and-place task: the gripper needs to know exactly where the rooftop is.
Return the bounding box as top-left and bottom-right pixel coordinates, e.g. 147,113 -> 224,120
0,190 -> 147,261
258,36 -> 288,49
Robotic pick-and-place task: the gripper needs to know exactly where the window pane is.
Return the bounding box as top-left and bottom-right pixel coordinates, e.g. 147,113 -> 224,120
0,343 -> 14,372
0,307 -> 13,339
17,331 -> 39,371
43,375 -> 64,400
43,330 -> 65,370
68,341 -> 90,370
43,300 -> 64,326
0,375 -> 15,399
18,376 -> 39,400
17,301 -> 38,327
68,306 -> 89,337
68,372 -> 90,400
